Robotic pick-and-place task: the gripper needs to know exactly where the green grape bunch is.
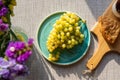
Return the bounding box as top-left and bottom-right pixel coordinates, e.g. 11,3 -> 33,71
46,12 -> 84,61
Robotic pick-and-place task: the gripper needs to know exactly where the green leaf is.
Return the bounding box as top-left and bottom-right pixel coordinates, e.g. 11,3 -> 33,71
9,28 -> 19,41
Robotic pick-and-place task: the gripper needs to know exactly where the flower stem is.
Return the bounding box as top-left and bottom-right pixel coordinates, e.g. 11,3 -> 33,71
9,28 -> 19,40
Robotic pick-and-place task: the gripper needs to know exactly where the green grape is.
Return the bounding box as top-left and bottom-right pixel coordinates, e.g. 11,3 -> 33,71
61,35 -> 65,39
60,15 -> 65,20
64,28 -> 68,32
75,23 -> 78,26
80,34 -> 84,39
71,19 -> 75,24
46,12 -> 85,62
76,30 -> 80,34
61,21 -> 66,26
60,31 -> 65,36
58,24 -> 63,30
79,39 -> 83,43
75,40 -> 78,45
57,34 -> 61,39
66,32 -> 70,37
71,39 -> 76,45
61,39 -> 64,43
56,52 -> 60,59
66,45 -> 71,49
68,40 -> 71,44
62,44 -> 66,49
69,45 -> 73,48
68,26 -> 73,31
76,26 -> 80,30
70,14 -> 75,19
71,36 -> 74,39
65,23 -> 69,27
56,20 -> 61,25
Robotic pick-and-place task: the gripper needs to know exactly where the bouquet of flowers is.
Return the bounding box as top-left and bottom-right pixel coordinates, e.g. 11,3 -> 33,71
0,0 -> 33,80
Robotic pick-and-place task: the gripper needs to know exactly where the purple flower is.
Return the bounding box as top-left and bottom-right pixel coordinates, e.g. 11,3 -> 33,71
0,58 -> 11,79
9,59 -> 16,67
0,57 -> 28,80
14,41 -> 25,50
5,41 -> 25,58
12,64 -> 24,71
0,19 -> 9,31
9,64 -> 28,80
0,58 -> 16,69
0,58 -> 10,68
28,38 -> 34,46
0,6 -> 8,16
5,49 -> 16,58
0,69 -> 10,79
5,40 -> 33,63
17,51 -> 32,63
7,41 -> 25,51
0,23 -> 9,31
0,19 -> 3,24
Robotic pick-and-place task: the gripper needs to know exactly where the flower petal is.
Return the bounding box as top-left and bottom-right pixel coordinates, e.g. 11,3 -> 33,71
0,69 -> 10,79
0,57 -> 10,68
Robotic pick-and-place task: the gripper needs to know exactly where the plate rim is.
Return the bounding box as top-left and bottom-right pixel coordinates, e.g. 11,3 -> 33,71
36,11 -> 91,65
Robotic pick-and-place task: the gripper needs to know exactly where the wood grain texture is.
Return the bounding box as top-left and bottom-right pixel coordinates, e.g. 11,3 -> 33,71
87,22 -> 111,71
87,0 -> 120,71
12,0 -> 120,80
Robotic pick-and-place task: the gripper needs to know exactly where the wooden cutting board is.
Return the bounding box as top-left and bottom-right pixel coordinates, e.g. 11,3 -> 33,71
86,0 -> 120,71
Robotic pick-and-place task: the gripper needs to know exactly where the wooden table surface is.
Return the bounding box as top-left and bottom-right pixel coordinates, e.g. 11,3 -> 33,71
14,0 -> 120,80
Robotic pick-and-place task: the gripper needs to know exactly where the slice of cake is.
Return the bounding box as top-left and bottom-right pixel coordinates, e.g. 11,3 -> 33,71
99,16 -> 120,44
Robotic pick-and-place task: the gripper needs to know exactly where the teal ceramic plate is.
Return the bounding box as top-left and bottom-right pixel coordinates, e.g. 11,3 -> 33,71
37,12 -> 91,65
18,32 -> 28,42
15,31 -> 28,42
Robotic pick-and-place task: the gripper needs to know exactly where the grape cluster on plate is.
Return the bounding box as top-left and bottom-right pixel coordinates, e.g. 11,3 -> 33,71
46,12 -> 84,61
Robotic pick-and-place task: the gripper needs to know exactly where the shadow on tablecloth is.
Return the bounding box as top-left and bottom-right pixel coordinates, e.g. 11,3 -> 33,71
85,0 -> 111,20
16,45 -> 55,80
47,34 -> 97,80
43,30 -> 120,80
